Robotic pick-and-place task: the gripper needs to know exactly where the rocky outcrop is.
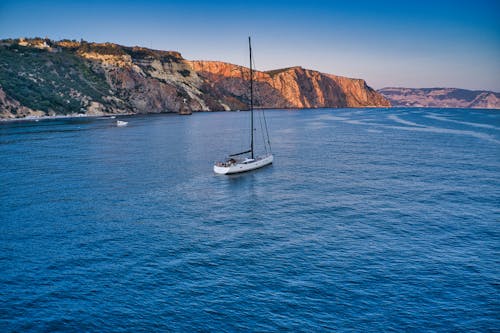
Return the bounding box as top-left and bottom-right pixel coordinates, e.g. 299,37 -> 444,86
379,87 -> 500,109
0,38 -> 390,119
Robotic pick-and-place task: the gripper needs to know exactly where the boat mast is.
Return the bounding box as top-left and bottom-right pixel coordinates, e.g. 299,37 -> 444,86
249,36 -> 254,159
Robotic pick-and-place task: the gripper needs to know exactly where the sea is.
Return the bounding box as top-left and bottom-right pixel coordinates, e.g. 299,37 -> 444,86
1,108 -> 499,332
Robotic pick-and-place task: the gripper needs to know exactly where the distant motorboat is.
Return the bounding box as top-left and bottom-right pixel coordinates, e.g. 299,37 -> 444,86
110,116 -> 116,119
116,120 -> 128,127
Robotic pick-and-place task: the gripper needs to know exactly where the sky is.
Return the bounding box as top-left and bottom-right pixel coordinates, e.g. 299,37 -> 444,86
0,0 -> 499,91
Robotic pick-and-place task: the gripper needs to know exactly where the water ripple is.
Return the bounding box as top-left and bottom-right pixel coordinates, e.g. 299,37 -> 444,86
1,108 -> 499,331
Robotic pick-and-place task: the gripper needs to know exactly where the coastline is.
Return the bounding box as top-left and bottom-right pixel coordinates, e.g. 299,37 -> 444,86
1,106 -> 499,123
0,112 -> 134,123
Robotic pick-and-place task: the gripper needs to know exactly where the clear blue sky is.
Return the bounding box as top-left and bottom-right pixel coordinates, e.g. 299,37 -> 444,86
1,0 -> 499,91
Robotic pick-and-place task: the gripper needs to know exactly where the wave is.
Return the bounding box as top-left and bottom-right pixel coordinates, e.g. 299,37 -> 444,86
316,114 -> 381,126
314,112 -> 499,144
424,114 -> 500,130
315,114 -> 350,121
387,125 -> 500,144
387,114 -> 426,127
307,121 -> 328,129
384,114 -> 499,144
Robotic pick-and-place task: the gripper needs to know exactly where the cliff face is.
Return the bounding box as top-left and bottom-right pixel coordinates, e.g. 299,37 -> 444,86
379,87 -> 500,109
0,38 -> 390,119
189,61 -> 390,109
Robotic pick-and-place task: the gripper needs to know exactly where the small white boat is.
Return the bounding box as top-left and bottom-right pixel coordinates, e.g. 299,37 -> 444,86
116,120 -> 128,127
110,116 -> 116,119
214,37 -> 273,175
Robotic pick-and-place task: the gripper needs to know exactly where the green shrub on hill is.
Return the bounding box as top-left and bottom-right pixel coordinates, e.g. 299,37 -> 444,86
0,44 -> 110,114
78,42 -> 128,56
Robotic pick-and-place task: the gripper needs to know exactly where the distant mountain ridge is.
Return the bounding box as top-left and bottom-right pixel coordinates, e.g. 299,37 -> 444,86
0,38 -> 389,119
379,87 -> 500,109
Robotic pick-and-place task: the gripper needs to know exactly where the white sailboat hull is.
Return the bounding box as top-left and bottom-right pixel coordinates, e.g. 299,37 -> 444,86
214,154 -> 273,175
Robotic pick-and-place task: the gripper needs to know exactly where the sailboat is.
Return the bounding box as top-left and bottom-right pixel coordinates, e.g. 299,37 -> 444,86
214,37 -> 273,175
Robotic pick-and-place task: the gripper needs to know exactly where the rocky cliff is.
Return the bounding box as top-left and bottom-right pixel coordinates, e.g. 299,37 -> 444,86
189,61 -> 389,109
379,87 -> 500,109
0,38 -> 390,119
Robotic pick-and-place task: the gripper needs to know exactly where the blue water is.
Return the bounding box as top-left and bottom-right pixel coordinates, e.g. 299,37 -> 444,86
1,108 -> 499,332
